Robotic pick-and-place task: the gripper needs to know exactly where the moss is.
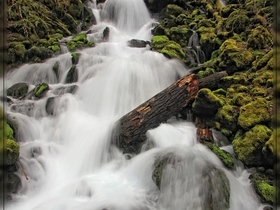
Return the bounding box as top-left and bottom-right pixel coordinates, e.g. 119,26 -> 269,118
7,83 -> 29,99
192,88 -> 223,117
215,105 -> 239,137
151,35 -> 170,50
219,38 -> 254,73
250,86 -> 267,97
196,68 -> 215,79
66,33 -> 95,51
6,139 -> 20,165
247,25 -> 273,50
250,173 -> 274,205
225,9 -> 250,33
34,82 -> 49,98
161,41 -> 186,62
232,92 -> 251,106
238,98 -> 270,130
169,26 -> 192,47
232,125 -> 272,166
205,142 -> 235,169
71,52 -> 81,65
163,4 -> 184,18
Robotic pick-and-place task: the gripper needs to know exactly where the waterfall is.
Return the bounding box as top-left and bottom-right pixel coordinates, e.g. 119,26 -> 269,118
4,0 -> 266,209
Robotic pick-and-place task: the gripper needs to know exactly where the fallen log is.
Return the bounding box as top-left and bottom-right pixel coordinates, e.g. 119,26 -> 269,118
112,71 -> 227,154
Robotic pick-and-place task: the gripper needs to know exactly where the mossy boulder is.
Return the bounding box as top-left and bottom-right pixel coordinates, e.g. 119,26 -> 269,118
7,83 -> 29,99
192,88 -> 223,117
169,25 -> 193,47
5,139 -> 20,166
238,98 -> 270,130
225,9 -> 250,33
215,105 -> 239,138
34,82 -> 49,99
159,4 -> 184,19
249,173 -> 274,205
247,25 -> 273,50
219,38 -> 254,74
24,46 -> 54,63
197,26 -> 222,60
262,134 -> 274,166
232,124 -> 272,166
151,35 -> 186,62
204,142 -> 235,169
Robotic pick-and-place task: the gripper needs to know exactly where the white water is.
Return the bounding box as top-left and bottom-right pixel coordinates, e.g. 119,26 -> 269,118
4,0 -> 265,209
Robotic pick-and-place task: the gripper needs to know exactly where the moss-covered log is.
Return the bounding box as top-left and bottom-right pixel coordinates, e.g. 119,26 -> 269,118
113,71 -> 227,154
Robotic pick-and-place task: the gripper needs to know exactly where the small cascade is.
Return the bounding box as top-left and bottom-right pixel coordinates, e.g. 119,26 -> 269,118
3,0 -> 266,209
184,30 -> 206,67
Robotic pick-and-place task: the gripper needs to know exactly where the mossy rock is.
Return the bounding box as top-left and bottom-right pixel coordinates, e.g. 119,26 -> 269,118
7,83 -> 29,99
219,38 -> 254,74
66,33 -> 95,51
24,46 -> 54,63
238,98 -> 270,130
225,9 -> 249,33
204,142 -> 235,169
151,35 -> 170,51
169,25 -> 193,47
249,173 -> 274,205
232,92 -> 252,106
192,88 -> 223,117
247,25 -> 273,50
3,139 -> 20,166
175,14 -> 192,25
34,83 -> 49,99
232,124 -> 272,166
262,134 -> 274,166
197,26 -> 222,60
196,68 -> 215,79
215,105 -> 239,138
159,4 -> 184,19
161,41 -> 186,62
71,52 -> 81,65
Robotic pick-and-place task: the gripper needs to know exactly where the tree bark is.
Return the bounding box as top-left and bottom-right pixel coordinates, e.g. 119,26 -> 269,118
112,71 -> 227,154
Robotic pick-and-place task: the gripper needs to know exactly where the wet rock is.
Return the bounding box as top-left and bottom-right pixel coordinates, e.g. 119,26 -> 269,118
127,39 -> 149,48
65,66 -> 78,84
232,125 -> 272,167
71,52 -> 81,65
7,83 -> 29,99
52,61 -> 60,81
34,83 -> 49,99
5,172 -> 21,195
102,27 -> 110,42
52,85 -> 78,96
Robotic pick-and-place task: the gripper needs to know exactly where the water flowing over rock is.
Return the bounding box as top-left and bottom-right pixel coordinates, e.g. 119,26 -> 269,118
2,0 -> 270,209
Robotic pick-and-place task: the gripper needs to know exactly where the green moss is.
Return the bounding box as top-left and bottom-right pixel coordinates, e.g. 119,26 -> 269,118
5,139 -> 20,165
164,4 -> 184,18
151,35 -> 170,50
34,82 -> 49,98
205,142 -> 235,169
250,173 -> 274,204
232,92 -> 251,106
225,9 -> 250,33
192,88 -> 223,117
232,125 -> 272,166
66,33 -> 94,51
215,105 -> 239,137
247,25 -> 273,50
161,41 -> 186,62
238,98 -> 270,130
71,52 -> 81,65
169,26 -> 192,47
196,68 -> 215,79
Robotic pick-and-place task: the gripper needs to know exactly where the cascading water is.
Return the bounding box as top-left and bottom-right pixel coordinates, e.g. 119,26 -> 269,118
3,0 -> 267,209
